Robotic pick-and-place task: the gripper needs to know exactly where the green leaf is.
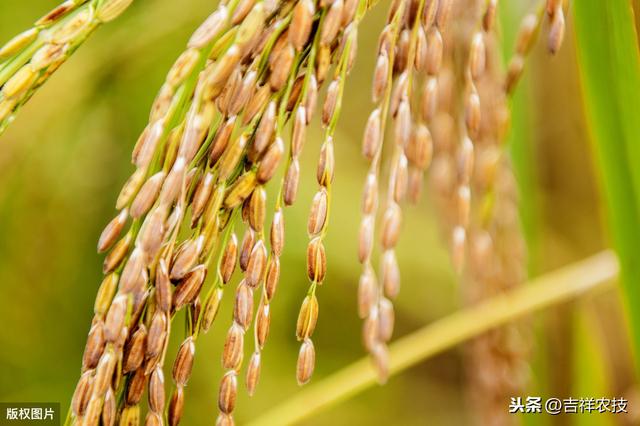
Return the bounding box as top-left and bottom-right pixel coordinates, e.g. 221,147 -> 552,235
573,0 -> 640,372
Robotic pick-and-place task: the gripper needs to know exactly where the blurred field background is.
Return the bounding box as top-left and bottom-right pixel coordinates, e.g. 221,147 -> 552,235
0,1 -> 636,425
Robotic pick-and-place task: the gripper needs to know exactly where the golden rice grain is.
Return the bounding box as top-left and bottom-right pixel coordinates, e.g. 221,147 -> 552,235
296,339 -> 316,385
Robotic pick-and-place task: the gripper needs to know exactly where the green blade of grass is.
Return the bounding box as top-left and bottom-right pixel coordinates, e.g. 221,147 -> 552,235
573,0 -> 640,371
248,251 -> 618,426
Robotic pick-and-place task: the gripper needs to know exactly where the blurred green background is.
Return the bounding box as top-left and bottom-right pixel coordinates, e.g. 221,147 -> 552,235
0,1 -> 636,425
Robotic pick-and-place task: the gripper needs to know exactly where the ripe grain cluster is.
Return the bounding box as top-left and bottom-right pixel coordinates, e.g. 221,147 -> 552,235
0,0 -> 134,134
69,0 -> 368,423
1,0 -> 567,424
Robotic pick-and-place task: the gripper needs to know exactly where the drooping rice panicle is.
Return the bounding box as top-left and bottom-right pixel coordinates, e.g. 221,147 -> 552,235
244,10 -> 320,399
0,0 -> 135,134
505,10 -> 541,95
449,0 -> 490,275
405,0 -> 437,204
505,0 -> 566,95
68,0 -> 378,423
68,1 -> 280,423
357,0 -> 452,382
372,0 -> 446,381
293,0 -> 364,387
357,0 -> 405,384
461,2 -> 564,421
435,0 -> 562,423
61,0 -> 572,424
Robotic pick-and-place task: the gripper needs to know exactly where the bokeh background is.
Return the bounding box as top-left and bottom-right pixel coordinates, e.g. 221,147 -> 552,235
0,1 -> 635,425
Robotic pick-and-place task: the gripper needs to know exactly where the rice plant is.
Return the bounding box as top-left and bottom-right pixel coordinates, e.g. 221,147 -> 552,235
0,0 -> 638,425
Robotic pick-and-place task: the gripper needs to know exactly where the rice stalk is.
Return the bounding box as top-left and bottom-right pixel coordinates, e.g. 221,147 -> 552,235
454,1 -> 565,423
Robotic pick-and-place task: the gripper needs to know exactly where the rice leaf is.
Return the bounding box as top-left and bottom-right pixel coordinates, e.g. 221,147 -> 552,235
573,0 -> 640,371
